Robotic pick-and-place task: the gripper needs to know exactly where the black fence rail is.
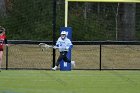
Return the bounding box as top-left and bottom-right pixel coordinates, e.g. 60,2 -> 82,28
2,40 -> 140,70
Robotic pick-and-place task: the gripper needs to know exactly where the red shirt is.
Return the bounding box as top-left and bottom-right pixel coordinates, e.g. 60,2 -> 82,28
0,33 -> 7,50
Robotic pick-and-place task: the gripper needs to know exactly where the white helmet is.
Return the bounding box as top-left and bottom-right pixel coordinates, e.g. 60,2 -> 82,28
61,31 -> 67,35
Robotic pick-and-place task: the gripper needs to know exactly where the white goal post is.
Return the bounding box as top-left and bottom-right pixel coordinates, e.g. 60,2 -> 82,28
65,0 -> 140,27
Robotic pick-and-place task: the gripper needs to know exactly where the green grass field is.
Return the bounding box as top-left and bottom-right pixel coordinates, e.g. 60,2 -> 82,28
0,70 -> 140,93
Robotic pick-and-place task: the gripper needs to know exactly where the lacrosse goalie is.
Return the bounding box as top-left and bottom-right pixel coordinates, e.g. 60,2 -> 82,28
52,31 -> 75,71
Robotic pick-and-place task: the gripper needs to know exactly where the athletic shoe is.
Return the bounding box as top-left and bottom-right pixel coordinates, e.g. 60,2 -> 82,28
51,66 -> 57,71
52,67 -> 56,71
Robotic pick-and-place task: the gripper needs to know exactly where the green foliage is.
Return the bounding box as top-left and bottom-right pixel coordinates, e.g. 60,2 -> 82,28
2,0 -> 53,40
69,3 -> 117,40
1,1 -> 140,40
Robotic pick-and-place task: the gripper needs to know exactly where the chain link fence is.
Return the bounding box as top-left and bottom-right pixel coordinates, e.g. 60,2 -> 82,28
1,40 -> 140,70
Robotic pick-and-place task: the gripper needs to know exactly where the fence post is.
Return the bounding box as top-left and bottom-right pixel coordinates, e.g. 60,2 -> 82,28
99,44 -> 102,71
52,0 -> 56,68
6,45 -> 8,70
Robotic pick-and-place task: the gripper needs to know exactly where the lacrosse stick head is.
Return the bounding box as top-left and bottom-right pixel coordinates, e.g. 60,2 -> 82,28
39,43 -> 52,51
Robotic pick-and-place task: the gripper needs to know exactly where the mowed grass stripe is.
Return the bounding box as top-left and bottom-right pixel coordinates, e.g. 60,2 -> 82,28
0,70 -> 140,93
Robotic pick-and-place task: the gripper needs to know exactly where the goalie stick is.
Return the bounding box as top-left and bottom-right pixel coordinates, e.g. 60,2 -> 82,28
39,43 -> 58,51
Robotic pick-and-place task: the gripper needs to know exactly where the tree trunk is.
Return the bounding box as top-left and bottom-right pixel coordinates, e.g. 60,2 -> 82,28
117,3 -> 136,41
0,0 -> 6,17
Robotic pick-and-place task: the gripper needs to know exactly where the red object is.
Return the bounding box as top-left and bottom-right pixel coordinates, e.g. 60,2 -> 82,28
0,33 -> 6,50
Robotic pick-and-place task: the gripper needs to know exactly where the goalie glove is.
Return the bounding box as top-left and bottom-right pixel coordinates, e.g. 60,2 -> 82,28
65,47 -> 69,51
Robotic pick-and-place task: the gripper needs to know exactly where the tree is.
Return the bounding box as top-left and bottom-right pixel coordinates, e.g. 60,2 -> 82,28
117,3 -> 136,41
0,0 -> 6,17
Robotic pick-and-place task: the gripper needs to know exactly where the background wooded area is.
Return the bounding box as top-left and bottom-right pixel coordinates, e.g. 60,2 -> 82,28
0,0 -> 140,41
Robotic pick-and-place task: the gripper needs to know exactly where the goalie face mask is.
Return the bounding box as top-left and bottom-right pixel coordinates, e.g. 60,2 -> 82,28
61,31 -> 67,40
61,34 -> 66,40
